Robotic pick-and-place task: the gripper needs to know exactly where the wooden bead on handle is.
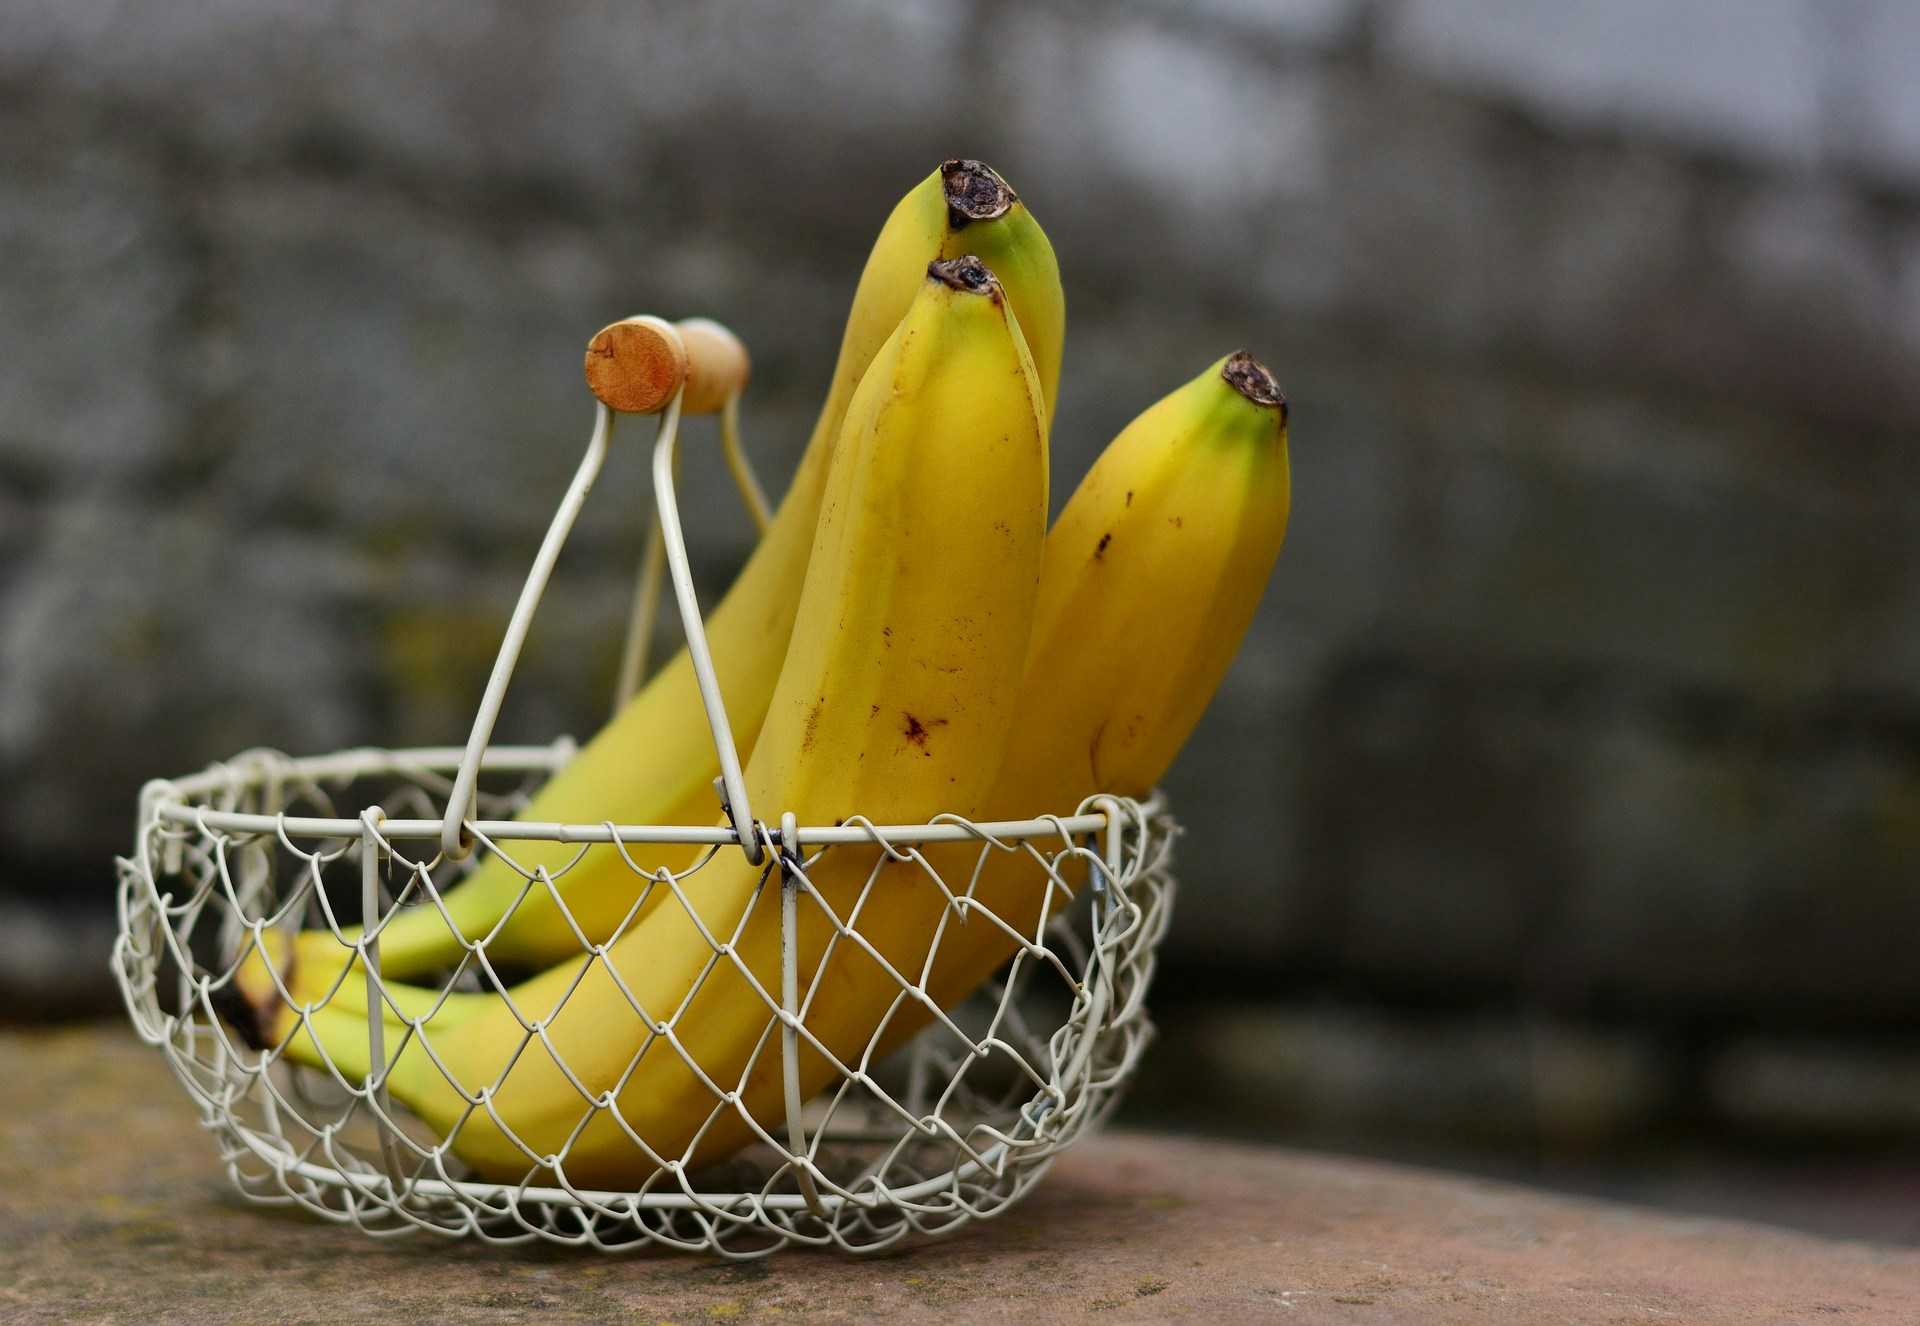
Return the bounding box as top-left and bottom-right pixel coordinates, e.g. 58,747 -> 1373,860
584,316 -> 688,414
673,318 -> 751,415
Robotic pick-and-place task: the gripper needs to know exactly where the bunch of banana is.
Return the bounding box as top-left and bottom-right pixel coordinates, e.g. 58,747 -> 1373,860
249,254 -> 1050,1182
225,158 -> 1294,1188
877,349 -> 1291,1053
266,160 -> 1064,992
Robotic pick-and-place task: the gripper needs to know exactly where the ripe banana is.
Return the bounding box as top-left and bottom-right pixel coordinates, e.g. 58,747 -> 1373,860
874,349 -> 1292,1054
270,160 -> 1064,991
240,348 -> 1290,1162
255,257 -> 1050,1186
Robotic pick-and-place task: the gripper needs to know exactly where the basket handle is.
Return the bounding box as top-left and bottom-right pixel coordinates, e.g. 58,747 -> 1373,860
612,319 -> 770,712
439,317 -> 763,865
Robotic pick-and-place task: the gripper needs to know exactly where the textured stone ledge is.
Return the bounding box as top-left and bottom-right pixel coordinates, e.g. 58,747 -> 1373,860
2,1025 -> 1917,1323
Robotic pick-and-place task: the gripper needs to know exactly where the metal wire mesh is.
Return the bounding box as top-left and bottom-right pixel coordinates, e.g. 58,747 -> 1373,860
112,368 -> 1178,1255
113,744 -> 1176,1256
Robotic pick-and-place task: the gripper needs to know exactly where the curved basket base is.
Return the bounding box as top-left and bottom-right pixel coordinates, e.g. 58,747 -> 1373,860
115,746 -> 1176,1256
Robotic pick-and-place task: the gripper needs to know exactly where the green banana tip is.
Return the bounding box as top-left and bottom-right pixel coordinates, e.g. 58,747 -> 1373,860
928,255 -> 1003,302
1223,350 -> 1288,423
940,159 -> 1016,228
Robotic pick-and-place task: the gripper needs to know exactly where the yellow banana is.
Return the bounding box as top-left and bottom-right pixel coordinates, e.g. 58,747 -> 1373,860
877,350 -> 1292,1053
257,257 -> 1050,1185
271,160 -> 1064,990
239,349 -> 1290,1153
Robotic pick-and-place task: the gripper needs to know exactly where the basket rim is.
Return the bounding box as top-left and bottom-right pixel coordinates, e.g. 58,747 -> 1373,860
140,742 -> 1165,848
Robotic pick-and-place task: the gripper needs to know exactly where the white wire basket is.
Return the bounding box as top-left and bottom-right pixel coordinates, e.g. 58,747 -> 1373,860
111,321 -> 1179,1257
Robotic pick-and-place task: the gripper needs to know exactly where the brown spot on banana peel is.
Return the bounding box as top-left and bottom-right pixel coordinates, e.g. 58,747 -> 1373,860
927,255 -> 1002,302
1095,532 -> 1111,560
901,713 -> 948,752
1223,349 -> 1288,421
940,159 -> 1016,229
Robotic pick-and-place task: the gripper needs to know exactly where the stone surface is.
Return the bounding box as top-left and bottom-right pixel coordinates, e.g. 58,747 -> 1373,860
1134,997 -> 1920,1193
3,1024 -> 1920,1323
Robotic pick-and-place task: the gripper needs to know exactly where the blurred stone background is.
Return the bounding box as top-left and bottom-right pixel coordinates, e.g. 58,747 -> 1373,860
5,0 -> 1920,1207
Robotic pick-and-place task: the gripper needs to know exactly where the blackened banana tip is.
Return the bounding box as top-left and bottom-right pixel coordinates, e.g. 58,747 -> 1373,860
1223,350 -> 1288,422
928,255 -> 1002,300
210,980 -> 270,1051
941,159 -> 1016,228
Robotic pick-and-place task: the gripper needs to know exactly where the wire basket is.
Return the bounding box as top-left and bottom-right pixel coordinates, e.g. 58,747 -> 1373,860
111,319 -> 1179,1257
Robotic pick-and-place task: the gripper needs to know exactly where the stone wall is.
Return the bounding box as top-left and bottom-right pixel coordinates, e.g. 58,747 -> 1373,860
5,0 -> 1920,1024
